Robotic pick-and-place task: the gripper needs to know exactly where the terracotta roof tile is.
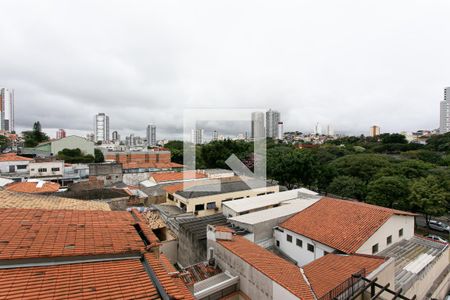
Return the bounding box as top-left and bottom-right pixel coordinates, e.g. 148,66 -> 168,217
0,208 -> 145,260
280,197 -> 415,253
217,234 -> 314,300
151,171 -> 207,183
5,181 -> 60,194
145,253 -> 195,300
0,190 -> 111,211
303,254 -> 386,299
0,153 -> 33,162
0,259 -> 160,299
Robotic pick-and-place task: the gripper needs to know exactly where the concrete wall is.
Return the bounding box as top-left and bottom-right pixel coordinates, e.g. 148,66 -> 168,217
123,172 -> 150,186
177,227 -> 209,267
357,215 -> 415,255
274,227 -> 335,266
29,161 -> 64,178
173,185 -> 280,217
0,160 -> 30,174
160,240 -> 178,264
52,136 -> 95,156
89,163 -> 123,186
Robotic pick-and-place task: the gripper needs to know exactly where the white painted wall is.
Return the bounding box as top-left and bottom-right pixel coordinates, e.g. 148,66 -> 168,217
273,282 -> 299,300
357,215 -> 414,255
0,160 -> 30,174
29,161 -> 64,177
274,228 -> 335,266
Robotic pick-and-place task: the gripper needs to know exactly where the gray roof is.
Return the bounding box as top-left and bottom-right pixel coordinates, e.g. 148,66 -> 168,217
178,213 -> 227,240
176,179 -> 276,199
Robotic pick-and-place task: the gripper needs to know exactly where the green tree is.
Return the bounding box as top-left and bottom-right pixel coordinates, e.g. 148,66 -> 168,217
329,154 -> 391,183
164,140 -> 184,164
0,135 -> 9,151
380,133 -> 408,144
94,149 -> 104,163
366,176 -> 410,209
327,176 -> 366,200
22,121 -> 49,147
57,148 -> 95,163
425,132 -> 450,152
409,176 -> 448,226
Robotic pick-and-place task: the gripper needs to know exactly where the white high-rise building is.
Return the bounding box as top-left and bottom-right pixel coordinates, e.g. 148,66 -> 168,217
94,113 -> 110,143
251,112 -> 265,139
191,129 -> 204,145
440,87 -> 450,133
112,131 -> 120,142
266,109 -> 280,138
0,88 -> 14,132
212,130 -> 218,141
277,122 -> 284,140
146,124 -> 156,146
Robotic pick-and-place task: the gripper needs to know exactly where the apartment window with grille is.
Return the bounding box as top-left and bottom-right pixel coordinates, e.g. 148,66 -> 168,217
51,168 -> 60,172
296,238 -> 303,248
307,243 -> 315,253
399,228 -> 403,237
16,165 -> 27,170
372,243 -> 379,254
38,168 -> 47,173
195,204 -> 204,211
286,234 -> 292,243
387,235 -> 392,245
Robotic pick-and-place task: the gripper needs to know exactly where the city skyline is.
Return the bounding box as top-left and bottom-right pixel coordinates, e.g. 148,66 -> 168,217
2,1 -> 450,138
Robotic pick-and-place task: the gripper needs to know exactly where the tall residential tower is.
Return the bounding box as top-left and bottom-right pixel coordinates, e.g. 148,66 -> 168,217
266,109 -> 280,138
146,124 -> 157,146
0,88 -> 14,132
251,112 -> 265,139
94,113 -> 110,143
440,87 -> 450,133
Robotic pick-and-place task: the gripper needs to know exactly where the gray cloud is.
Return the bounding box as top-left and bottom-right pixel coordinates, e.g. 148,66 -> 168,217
1,0 -> 449,139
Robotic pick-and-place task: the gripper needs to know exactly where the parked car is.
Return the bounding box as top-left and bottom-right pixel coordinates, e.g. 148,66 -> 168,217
428,220 -> 450,233
425,234 -> 448,243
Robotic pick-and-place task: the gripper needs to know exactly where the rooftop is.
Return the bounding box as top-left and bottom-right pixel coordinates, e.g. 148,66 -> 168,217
229,199 -> 320,225
378,235 -> 448,291
122,161 -> 183,170
5,181 -> 60,194
216,231 -> 315,300
0,190 -> 111,211
176,179 -> 277,199
223,188 -> 319,214
303,254 -> 386,299
151,170 -> 208,183
0,153 -> 33,162
280,197 -> 416,253
0,208 -> 152,261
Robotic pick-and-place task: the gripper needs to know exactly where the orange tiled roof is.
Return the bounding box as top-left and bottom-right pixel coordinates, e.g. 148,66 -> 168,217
0,208 -> 146,260
0,259 -> 160,300
162,180 -> 214,194
151,170 -> 207,183
303,254 -> 386,299
280,197 -> 415,254
0,153 -> 33,162
5,181 -> 60,194
217,234 -> 314,300
145,253 -> 195,300
122,161 -> 183,170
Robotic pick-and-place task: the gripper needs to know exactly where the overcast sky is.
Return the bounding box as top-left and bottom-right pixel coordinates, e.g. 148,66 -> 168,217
1,0 -> 450,139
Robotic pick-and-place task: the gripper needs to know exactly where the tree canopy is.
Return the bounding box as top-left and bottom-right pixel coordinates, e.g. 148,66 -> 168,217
23,121 -> 50,147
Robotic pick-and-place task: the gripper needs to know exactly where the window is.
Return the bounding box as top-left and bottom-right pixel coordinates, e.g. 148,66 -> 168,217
195,204 -> 204,211
287,234 -> 292,242
206,202 -> 216,209
257,193 -> 265,196
38,168 -> 47,173
399,228 -> 403,237
223,198 -> 233,202
296,238 -> 303,247
372,243 -> 379,254
387,235 -> 392,245
307,243 -> 315,253
276,240 -> 280,247
168,194 -> 174,200
51,167 -> 60,172
16,165 -> 27,170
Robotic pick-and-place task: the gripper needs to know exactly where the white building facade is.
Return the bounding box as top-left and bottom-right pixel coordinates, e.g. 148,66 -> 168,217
0,88 -> 14,132
266,109 -> 280,138
146,124 -> 156,146
94,113 -> 110,143
440,87 -> 450,133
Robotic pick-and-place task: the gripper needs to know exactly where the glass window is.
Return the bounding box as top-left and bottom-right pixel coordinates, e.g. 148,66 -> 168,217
399,228 -> 403,237
307,243 -> 314,252
296,239 -> 303,247
195,204 -> 204,211
206,202 -> 216,209
387,235 -> 392,245
287,234 -> 292,242
38,168 -> 47,172
16,165 -> 27,170
51,167 -> 60,172
372,244 -> 379,254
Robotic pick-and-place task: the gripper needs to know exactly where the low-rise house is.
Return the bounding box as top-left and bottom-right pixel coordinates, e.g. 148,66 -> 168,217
21,135 -> 95,157
5,180 -> 60,194
0,207 -> 195,299
29,159 -> 64,179
89,162 -> 123,186
170,179 -> 279,217
275,197 -> 416,266
0,153 -> 32,176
